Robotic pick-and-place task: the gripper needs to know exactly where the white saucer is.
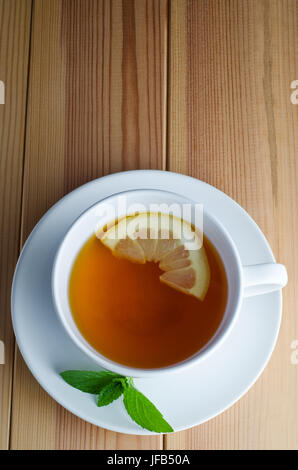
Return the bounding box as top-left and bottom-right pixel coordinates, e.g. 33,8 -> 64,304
11,170 -> 282,435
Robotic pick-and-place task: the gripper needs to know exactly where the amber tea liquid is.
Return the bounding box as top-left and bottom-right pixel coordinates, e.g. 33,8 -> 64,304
69,234 -> 228,368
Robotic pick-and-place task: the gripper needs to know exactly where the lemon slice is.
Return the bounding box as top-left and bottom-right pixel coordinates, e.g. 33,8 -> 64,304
97,212 -> 210,300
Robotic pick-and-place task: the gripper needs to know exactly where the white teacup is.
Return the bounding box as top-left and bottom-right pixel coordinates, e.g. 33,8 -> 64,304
52,189 -> 287,377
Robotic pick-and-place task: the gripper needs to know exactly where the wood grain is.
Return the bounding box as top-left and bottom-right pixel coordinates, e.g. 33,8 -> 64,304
0,0 -> 32,450
4,0 -> 297,449
166,0 -> 298,450
10,0 -> 167,449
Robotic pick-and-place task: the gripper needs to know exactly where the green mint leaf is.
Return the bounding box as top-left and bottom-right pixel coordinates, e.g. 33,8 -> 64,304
60,370 -> 123,394
123,385 -> 173,433
115,377 -> 131,388
97,380 -> 124,407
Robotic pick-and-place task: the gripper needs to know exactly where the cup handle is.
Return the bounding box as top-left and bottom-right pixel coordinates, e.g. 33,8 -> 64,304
242,263 -> 288,297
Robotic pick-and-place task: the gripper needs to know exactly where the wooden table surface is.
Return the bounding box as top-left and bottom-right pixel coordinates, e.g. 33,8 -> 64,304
0,0 -> 297,450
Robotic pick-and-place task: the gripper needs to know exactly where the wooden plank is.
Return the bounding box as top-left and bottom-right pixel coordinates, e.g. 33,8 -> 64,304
0,0 -> 32,450
166,0 -> 298,449
10,0 -> 167,449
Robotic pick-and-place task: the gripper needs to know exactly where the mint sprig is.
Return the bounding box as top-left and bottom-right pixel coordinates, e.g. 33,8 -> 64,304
97,380 -> 124,407
123,383 -> 173,433
60,370 -> 121,393
60,370 -> 173,433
